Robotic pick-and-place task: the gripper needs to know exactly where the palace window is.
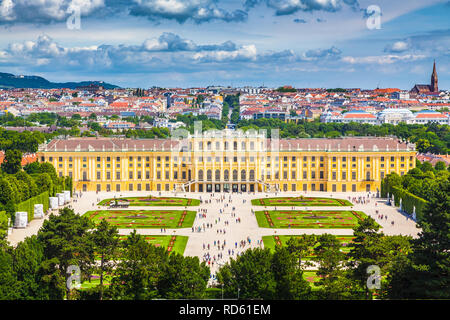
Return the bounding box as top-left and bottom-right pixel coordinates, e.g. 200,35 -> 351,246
241,170 -> 246,181
215,170 -> 221,181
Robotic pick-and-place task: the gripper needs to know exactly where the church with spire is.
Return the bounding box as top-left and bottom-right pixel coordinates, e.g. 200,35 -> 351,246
411,60 -> 439,96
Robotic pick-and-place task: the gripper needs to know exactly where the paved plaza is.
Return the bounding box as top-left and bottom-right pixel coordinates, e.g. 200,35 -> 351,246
7,191 -> 421,277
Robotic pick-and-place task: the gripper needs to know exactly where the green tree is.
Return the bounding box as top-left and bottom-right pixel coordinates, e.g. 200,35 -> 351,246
347,218 -> 384,299
1,149 -> 22,174
286,235 -> 316,268
381,172 -> 402,197
0,178 -> 15,206
24,162 -> 41,174
388,179 -> 449,298
420,161 -> 434,173
15,171 -> 38,198
271,246 -> 311,299
0,243 -> 18,299
314,234 -> 351,299
157,254 -> 210,299
109,231 -> 166,300
69,126 -> 81,137
32,173 -> 53,194
434,161 -> 447,171
37,208 -> 94,299
217,248 -> 276,300
0,211 -> 8,240
90,219 -> 120,300
11,235 -> 61,299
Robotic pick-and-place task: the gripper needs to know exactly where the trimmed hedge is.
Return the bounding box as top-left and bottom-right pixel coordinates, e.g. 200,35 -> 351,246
0,210 -> 7,239
391,186 -> 427,222
16,191 -> 50,223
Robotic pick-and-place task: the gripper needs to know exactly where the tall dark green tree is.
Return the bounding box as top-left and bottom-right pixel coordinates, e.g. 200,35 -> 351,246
109,231 -> 167,300
11,235 -> 63,300
1,149 -> 22,174
271,246 -> 311,299
37,208 -> 94,299
386,179 -> 449,298
0,243 -> 18,299
313,234 -> 352,299
347,218 -> 384,299
157,254 -> 210,299
286,235 -> 316,268
90,219 -> 120,300
217,248 -> 277,300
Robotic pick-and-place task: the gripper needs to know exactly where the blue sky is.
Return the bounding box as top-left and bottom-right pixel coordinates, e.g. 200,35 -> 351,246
0,0 -> 449,89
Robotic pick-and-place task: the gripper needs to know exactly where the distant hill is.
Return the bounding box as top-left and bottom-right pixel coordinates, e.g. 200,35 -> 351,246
0,72 -> 120,89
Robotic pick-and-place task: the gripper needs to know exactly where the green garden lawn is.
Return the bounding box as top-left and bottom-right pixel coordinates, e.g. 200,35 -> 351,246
303,271 -> 323,288
84,210 -> 196,228
255,210 -> 371,229
251,197 -> 353,207
118,235 -> 188,255
98,196 -> 200,207
262,235 -> 355,256
80,275 -> 112,290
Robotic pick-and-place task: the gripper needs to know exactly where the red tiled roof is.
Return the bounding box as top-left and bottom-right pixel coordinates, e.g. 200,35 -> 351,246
343,113 -> 376,119
110,102 -> 129,108
415,113 -> 447,118
0,153 -> 38,166
41,137 -> 413,153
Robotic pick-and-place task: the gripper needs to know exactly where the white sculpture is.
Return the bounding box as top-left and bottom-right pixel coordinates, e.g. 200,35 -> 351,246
63,190 -> 71,204
14,212 -> 28,228
34,204 -> 44,219
56,193 -> 65,206
49,197 -> 59,209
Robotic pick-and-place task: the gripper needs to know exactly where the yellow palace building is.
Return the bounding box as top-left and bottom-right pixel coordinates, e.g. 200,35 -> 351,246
37,130 -> 416,194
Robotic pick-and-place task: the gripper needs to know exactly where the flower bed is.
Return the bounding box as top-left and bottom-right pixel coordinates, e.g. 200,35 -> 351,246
251,197 -> 353,207
84,209 -> 196,229
255,210 -> 372,229
98,197 -> 200,207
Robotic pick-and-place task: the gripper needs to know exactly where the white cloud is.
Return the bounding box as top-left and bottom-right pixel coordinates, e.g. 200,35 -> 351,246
0,0 -> 14,21
244,0 -> 359,15
130,0 -> 247,23
342,54 -> 426,65
193,45 -> 258,62
0,0 -> 104,24
384,41 -> 411,53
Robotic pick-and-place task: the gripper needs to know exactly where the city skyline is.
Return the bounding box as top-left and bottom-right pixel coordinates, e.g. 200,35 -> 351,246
0,0 -> 449,89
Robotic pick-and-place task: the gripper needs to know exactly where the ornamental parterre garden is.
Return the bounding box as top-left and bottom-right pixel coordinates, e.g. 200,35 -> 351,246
251,196 -> 353,207
84,210 -> 196,228
255,210 -> 371,228
118,235 -> 188,255
98,196 -> 201,207
262,235 -> 355,256
302,271 -> 323,287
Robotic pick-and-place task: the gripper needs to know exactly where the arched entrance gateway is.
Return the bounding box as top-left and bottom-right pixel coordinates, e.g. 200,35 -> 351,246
193,168 -> 260,193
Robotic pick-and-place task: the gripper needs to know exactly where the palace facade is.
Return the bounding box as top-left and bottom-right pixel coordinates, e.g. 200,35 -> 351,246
37,130 -> 416,194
